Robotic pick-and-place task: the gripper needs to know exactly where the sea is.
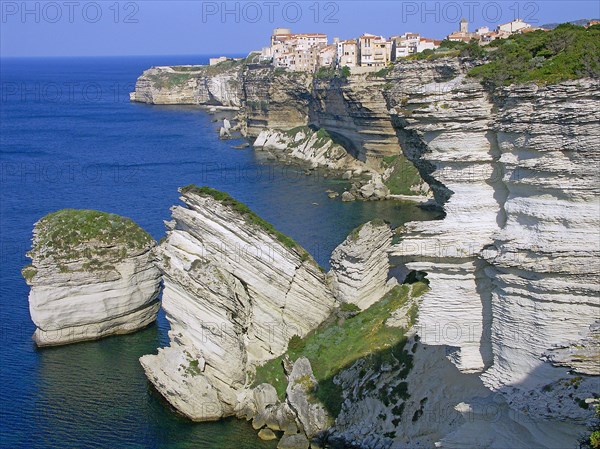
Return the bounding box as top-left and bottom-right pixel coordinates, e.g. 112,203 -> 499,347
0,56 -> 435,449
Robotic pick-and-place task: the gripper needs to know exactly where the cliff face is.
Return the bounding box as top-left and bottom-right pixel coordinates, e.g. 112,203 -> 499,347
23,210 -> 161,346
140,187 -> 336,420
310,75 -> 400,166
243,66 -> 313,136
385,60 -> 599,438
480,79 -> 600,410
129,65 -> 243,106
131,58 -> 599,447
386,59 -> 499,373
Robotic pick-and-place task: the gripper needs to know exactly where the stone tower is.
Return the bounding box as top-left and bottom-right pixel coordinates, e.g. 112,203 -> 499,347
460,18 -> 468,33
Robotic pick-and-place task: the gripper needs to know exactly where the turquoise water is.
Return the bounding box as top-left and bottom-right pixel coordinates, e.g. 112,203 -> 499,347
0,56 -> 435,448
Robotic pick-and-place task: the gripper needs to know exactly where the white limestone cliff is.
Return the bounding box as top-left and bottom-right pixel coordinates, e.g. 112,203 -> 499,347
129,57 -> 599,447
140,186 -> 336,421
387,61 -> 499,374
329,220 -> 395,310
23,209 -> 161,347
253,127 -> 366,172
130,65 -> 243,107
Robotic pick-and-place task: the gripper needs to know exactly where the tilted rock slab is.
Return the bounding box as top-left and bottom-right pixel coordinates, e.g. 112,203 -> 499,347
253,127 -> 366,172
140,187 -> 336,421
23,209 -> 161,346
329,220 -> 395,310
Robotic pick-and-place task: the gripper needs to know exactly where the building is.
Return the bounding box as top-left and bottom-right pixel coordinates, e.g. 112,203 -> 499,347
318,44 -> 337,68
258,46 -> 272,62
392,33 -> 440,59
209,56 -> 228,66
498,19 -> 531,34
269,28 -> 328,71
338,39 -> 358,67
359,33 -> 392,67
447,19 -> 480,42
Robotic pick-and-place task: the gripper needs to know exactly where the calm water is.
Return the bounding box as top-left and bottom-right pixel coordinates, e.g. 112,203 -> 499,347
0,56 -> 435,449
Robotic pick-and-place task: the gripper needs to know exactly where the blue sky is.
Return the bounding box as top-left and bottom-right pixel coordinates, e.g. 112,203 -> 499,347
1,1 -> 599,57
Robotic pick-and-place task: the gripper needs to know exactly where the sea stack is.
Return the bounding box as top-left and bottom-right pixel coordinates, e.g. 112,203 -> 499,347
140,185 -> 336,421
23,209 -> 161,347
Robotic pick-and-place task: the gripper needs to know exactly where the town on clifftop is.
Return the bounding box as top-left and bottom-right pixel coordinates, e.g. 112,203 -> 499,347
209,18 -> 599,73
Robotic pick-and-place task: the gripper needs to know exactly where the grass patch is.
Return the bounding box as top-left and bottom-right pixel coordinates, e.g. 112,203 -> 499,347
147,72 -> 195,89
339,303 -> 361,314
469,23 -> 600,87
21,265 -> 37,282
252,283 -> 427,415
180,185 -> 311,262
368,66 -> 393,78
29,209 -> 153,265
382,154 -> 425,195
315,67 -> 350,80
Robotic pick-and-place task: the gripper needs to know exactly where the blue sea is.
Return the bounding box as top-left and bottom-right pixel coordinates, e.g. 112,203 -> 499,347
0,56 -> 435,449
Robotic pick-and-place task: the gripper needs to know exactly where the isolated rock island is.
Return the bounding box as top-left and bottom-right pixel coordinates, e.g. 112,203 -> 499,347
23,209 -> 161,346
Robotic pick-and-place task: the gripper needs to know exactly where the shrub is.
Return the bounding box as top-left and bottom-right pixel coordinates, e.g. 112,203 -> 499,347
469,23 -> 600,87
339,303 -> 361,314
288,335 -> 306,352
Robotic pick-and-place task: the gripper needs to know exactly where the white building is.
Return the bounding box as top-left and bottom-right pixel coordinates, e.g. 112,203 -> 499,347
337,39 -> 358,67
270,28 -> 328,71
498,19 -> 531,34
359,33 -> 392,67
392,33 -> 440,59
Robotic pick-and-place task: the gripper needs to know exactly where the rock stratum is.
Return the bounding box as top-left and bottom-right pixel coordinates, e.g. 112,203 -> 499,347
131,58 -> 600,448
23,209 -> 161,347
140,186 -> 337,421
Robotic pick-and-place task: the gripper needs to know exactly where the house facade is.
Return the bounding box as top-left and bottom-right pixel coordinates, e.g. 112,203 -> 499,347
359,33 -> 392,67
269,29 -> 328,71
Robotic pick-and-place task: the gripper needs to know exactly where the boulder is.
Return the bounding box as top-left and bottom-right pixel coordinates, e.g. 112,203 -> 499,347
258,428 -> 277,441
329,220 -> 394,310
341,191 -> 355,202
285,358 -> 329,439
277,433 -> 310,449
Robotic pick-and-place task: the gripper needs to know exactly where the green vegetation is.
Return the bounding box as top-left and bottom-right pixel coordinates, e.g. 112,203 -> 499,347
581,404 -> 600,449
169,66 -> 204,72
182,350 -> 203,377
348,218 -> 387,241
252,283 -> 428,416
368,66 -> 393,78
204,58 -> 244,76
469,23 -> 600,87
147,72 -> 195,89
148,59 -> 244,89
180,185 -> 311,262
339,303 -> 361,315
21,265 -> 37,282
315,66 -> 350,80
381,155 -> 426,196
30,209 -> 153,265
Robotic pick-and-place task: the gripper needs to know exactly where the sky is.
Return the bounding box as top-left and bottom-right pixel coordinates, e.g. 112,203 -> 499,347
1,0 -> 599,57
